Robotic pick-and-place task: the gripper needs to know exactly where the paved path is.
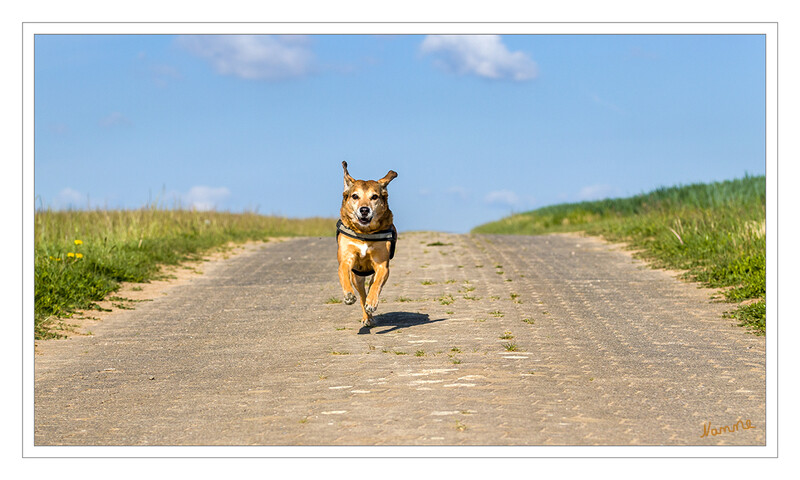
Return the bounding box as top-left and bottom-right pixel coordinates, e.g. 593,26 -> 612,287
35,233 -> 765,445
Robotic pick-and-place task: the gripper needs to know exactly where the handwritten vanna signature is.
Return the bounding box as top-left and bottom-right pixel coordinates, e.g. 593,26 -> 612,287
701,419 -> 755,438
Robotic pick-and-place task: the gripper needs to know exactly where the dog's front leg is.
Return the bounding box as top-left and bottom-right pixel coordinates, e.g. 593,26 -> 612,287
351,272 -> 374,326
364,262 -> 390,314
337,256 -> 358,305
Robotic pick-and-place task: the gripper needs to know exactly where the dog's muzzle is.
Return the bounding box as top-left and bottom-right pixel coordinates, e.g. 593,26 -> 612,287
357,207 -> 372,225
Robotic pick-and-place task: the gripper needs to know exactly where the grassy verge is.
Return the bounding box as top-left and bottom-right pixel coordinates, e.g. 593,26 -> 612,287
473,175 -> 766,334
35,209 -> 335,339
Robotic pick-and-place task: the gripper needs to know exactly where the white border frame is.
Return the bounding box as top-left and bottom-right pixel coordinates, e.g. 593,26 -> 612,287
23,22 -> 778,459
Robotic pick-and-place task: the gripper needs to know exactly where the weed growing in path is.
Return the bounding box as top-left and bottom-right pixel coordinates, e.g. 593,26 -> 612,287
438,294 -> 455,305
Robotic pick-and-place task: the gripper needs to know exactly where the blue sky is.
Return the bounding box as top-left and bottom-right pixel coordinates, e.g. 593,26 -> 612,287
34,34 -> 765,233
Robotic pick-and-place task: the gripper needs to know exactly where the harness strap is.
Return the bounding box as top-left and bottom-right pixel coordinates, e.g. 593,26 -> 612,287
351,268 -> 376,277
336,220 -> 395,242
336,220 -> 397,276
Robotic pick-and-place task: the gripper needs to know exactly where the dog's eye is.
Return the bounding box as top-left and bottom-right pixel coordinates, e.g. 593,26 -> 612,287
351,194 -> 359,200
370,194 -> 379,200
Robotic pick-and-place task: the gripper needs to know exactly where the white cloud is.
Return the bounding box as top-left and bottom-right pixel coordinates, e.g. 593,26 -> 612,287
54,188 -> 89,209
578,184 -> 620,201
150,63 -> 182,87
135,51 -> 182,87
178,35 -> 314,80
485,190 -> 520,208
420,35 -> 538,81
182,186 -> 231,211
447,186 -> 469,201
484,189 -> 535,210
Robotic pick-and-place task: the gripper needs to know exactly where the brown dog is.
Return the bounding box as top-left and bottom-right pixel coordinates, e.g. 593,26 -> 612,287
336,161 -> 398,327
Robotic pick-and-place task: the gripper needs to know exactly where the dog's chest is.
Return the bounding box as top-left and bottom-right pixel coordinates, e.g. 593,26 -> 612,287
358,243 -> 369,257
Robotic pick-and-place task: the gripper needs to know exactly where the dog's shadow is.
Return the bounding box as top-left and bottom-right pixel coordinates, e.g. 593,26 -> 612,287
358,312 -> 445,335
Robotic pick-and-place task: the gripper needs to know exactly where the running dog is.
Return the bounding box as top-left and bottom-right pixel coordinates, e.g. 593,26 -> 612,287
336,161 -> 398,327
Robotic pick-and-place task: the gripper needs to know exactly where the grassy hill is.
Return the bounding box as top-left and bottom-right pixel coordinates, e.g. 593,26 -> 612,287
35,209 -> 335,339
473,175 -> 766,334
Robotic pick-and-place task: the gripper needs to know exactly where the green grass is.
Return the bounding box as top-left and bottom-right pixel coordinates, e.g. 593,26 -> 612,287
502,342 -> 518,352
426,241 -> 453,247
35,208 -> 335,339
437,294 -> 455,305
473,175 -> 766,334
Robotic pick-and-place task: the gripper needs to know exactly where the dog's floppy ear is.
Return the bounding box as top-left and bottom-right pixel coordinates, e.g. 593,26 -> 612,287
342,161 -> 355,191
378,170 -> 398,188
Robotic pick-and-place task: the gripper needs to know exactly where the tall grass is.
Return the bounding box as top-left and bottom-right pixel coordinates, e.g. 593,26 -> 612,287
35,208 -> 335,339
473,175 -> 766,334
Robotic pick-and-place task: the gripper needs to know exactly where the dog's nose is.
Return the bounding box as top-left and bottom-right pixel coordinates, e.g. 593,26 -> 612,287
359,207 -> 371,217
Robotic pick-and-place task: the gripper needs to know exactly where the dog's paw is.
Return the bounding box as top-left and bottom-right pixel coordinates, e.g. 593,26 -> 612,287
362,317 -> 375,327
343,292 -> 357,305
364,303 -> 378,314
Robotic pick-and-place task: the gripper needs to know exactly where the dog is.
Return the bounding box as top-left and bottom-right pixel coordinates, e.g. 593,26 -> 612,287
336,161 -> 398,327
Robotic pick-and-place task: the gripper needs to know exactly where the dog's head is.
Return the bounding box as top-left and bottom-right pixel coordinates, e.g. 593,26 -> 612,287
341,161 -> 397,233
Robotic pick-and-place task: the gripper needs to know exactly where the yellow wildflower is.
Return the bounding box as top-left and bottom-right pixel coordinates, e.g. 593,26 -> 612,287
76,253 -> 83,259
74,239 -> 83,245
67,252 -> 75,258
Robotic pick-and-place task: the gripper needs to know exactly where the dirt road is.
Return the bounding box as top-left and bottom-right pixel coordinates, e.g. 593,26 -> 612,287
34,233 -> 766,445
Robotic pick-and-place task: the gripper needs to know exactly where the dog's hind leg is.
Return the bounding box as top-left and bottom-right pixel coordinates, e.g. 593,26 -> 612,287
351,272 -> 374,326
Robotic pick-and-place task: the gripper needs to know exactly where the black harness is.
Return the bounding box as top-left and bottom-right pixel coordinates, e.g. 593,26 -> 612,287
336,219 -> 397,277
